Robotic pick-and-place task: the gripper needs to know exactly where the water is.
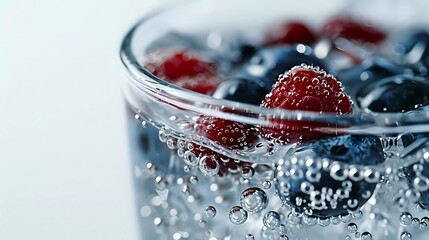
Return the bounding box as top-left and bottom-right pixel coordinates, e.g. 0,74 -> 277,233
127,104 -> 429,239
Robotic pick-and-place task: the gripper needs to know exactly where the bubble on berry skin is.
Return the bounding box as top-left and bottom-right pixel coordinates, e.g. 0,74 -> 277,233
240,187 -> 269,214
204,206 -> 217,218
229,206 -> 248,225
241,166 -> 255,179
184,151 -> 199,166
199,155 -> 219,176
263,211 -> 281,230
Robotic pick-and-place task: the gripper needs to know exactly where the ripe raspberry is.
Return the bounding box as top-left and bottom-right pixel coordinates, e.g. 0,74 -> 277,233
265,21 -> 317,46
194,116 -> 259,150
190,116 -> 259,176
261,65 -> 352,143
143,49 -> 220,94
322,17 -> 386,44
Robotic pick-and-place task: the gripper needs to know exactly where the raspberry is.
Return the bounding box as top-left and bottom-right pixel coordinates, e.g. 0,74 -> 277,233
144,49 -> 220,94
322,17 -> 386,44
264,21 -> 317,46
261,65 -> 352,143
194,116 -> 259,149
190,116 -> 259,176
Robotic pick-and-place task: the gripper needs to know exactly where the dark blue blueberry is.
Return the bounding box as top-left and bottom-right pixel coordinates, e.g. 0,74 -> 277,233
233,45 -> 327,90
356,75 -> 429,112
275,135 -> 384,218
394,30 -> 429,77
126,106 -> 172,174
211,78 -> 269,105
404,160 -> 429,210
336,57 -> 413,101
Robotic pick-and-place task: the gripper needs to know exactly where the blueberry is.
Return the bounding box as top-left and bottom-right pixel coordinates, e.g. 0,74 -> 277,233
212,78 -> 269,105
336,57 -> 413,101
404,161 -> 429,209
275,135 -> 384,218
233,45 -> 327,90
394,30 -> 429,77
357,75 -> 429,112
127,107 -> 172,174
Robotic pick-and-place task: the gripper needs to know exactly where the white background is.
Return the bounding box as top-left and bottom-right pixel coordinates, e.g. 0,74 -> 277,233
0,0 -> 169,239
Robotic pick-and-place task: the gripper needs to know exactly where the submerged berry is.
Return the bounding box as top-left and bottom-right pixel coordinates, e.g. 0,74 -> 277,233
261,65 -> 352,143
275,134 -> 384,218
143,49 -> 220,94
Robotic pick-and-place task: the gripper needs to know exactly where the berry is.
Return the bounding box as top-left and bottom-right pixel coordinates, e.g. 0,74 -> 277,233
336,57 -> 413,101
143,49 -> 220,94
322,17 -> 386,44
356,75 -> 429,112
264,21 -> 317,46
212,78 -> 269,105
393,30 -> 429,77
233,45 -> 327,90
194,116 -> 259,149
275,134 -> 384,218
261,65 -> 352,143
190,116 -> 259,176
404,160 -> 429,210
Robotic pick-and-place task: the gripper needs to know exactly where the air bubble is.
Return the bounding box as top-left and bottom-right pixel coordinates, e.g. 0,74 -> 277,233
262,181 -> 272,189
241,166 -> 255,179
347,223 -> 358,233
166,138 -> 176,149
204,206 -> 217,218
155,176 -> 168,190
263,211 -> 281,230
400,231 -> 412,240
318,218 -> 330,227
184,151 -> 199,166
240,187 -> 269,214
199,155 -> 220,176
189,176 -> 198,184
399,212 -> 412,226
158,130 -> 168,143
229,206 -> 248,225
361,232 -> 372,240
245,234 -> 255,240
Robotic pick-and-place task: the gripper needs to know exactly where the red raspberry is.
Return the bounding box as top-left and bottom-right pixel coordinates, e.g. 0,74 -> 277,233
322,17 -> 386,44
191,116 -> 259,176
194,116 -> 259,149
261,65 -> 352,143
143,49 -> 220,94
264,21 -> 317,46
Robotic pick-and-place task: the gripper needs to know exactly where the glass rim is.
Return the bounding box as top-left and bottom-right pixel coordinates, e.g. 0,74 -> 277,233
119,4 -> 429,135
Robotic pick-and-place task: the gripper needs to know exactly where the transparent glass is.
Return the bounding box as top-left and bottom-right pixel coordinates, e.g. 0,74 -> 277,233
120,0 -> 429,239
